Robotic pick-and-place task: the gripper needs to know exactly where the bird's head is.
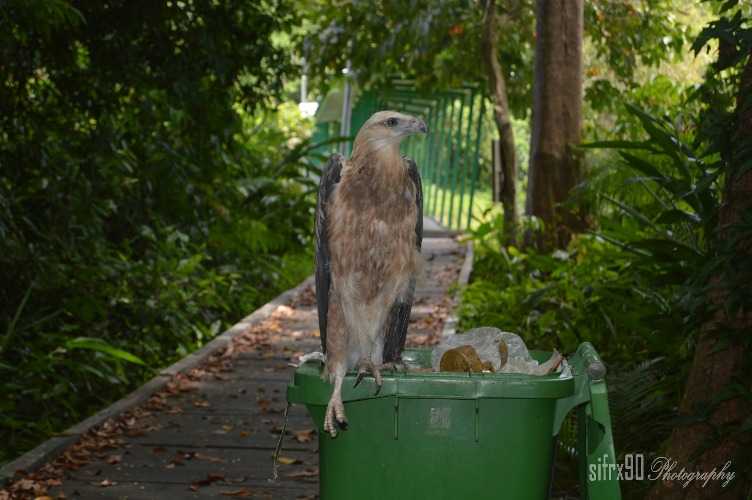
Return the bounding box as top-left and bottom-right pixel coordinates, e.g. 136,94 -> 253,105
352,111 -> 427,159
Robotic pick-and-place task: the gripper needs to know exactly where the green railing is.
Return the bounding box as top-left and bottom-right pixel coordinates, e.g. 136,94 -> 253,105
312,82 -> 488,231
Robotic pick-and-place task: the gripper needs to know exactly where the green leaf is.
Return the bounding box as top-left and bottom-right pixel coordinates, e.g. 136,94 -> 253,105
1,283 -> 33,355
177,254 -> 204,276
601,194 -> 659,231
580,140 -> 657,151
719,0 -> 739,14
620,152 -> 692,198
629,238 -> 703,263
619,151 -> 664,180
655,209 -> 701,225
65,337 -> 145,366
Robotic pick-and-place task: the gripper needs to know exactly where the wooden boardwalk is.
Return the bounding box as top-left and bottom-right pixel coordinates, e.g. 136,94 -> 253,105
1,233 -> 465,499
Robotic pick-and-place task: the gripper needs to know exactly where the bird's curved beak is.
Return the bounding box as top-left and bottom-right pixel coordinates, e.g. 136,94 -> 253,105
409,118 -> 428,135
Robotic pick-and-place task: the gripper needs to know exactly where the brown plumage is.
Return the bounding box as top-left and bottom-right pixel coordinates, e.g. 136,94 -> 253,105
314,111 -> 426,436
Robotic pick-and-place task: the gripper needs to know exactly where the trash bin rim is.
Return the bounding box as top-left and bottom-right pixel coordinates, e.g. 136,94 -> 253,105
288,355 -> 575,404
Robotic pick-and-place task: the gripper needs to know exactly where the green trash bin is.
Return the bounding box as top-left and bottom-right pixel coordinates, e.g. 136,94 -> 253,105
287,342 -> 621,500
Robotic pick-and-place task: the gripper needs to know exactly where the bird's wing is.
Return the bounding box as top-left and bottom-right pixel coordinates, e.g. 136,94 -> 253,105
383,158 -> 423,363
315,154 -> 344,354
407,158 -> 424,252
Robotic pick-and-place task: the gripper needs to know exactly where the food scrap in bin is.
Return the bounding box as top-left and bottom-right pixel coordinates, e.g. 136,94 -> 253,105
432,327 -> 564,375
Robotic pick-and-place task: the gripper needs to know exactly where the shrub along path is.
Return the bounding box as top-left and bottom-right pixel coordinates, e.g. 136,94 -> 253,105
1,226 -> 466,499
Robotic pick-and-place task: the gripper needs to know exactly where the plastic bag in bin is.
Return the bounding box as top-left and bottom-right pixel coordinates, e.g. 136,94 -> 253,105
431,327 -> 563,375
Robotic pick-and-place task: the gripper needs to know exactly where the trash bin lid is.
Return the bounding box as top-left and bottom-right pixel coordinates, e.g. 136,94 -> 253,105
288,348 -> 575,405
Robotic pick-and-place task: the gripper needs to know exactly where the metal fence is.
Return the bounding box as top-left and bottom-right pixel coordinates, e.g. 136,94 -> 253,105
312,82 -> 489,231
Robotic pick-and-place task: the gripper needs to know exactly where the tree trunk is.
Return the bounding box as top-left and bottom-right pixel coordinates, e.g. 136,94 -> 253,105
481,0 -> 517,244
525,0 -> 584,249
646,52 -> 752,500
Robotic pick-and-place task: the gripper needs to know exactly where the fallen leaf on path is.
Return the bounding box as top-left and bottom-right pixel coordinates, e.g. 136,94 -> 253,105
257,399 -> 271,412
16,478 -> 43,493
168,451 -> 192,466
61,452 -> 88,467
194,452 -> 225,463
220,489 -> 252,497
273,305 -> 295,318
287,467 -> 318,478
292,429 -> 315,443
270,425 -> 289,435
276,456 -> 300,465
98,479 -> 116,487
190,472 -> 225,491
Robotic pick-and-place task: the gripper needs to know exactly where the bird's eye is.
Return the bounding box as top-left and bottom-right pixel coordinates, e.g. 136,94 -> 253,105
385,117 -> 398,127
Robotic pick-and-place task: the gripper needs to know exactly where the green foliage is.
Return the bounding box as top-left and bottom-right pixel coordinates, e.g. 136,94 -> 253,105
585,0 -> 689,83
300,0 -> 691,120
462,97 -> 728,385
65,337 -> 146,366
460,228 -> 685,364
460,102 -> 723,498
0,0 -> 318,465
300,0 -> 533,115
583,2 -> 711,141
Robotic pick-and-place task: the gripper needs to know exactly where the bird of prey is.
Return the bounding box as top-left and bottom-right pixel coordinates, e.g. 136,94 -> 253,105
315,110 -> 425,436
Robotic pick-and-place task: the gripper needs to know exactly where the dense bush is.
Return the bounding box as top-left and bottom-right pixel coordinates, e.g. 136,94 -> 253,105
0,1 -> 319,464
462,102 -> 720,357
459,230 -> 686,364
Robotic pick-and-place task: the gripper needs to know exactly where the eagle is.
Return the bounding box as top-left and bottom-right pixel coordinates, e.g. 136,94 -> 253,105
315,111 -> 426,436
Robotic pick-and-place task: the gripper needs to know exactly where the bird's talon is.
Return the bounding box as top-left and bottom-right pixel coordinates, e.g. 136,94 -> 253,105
382,361 -> 408,373
372,366 -> 384,395
353,371 -> 366,388
324,419 -> 337,437
324,381 -> 347,437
